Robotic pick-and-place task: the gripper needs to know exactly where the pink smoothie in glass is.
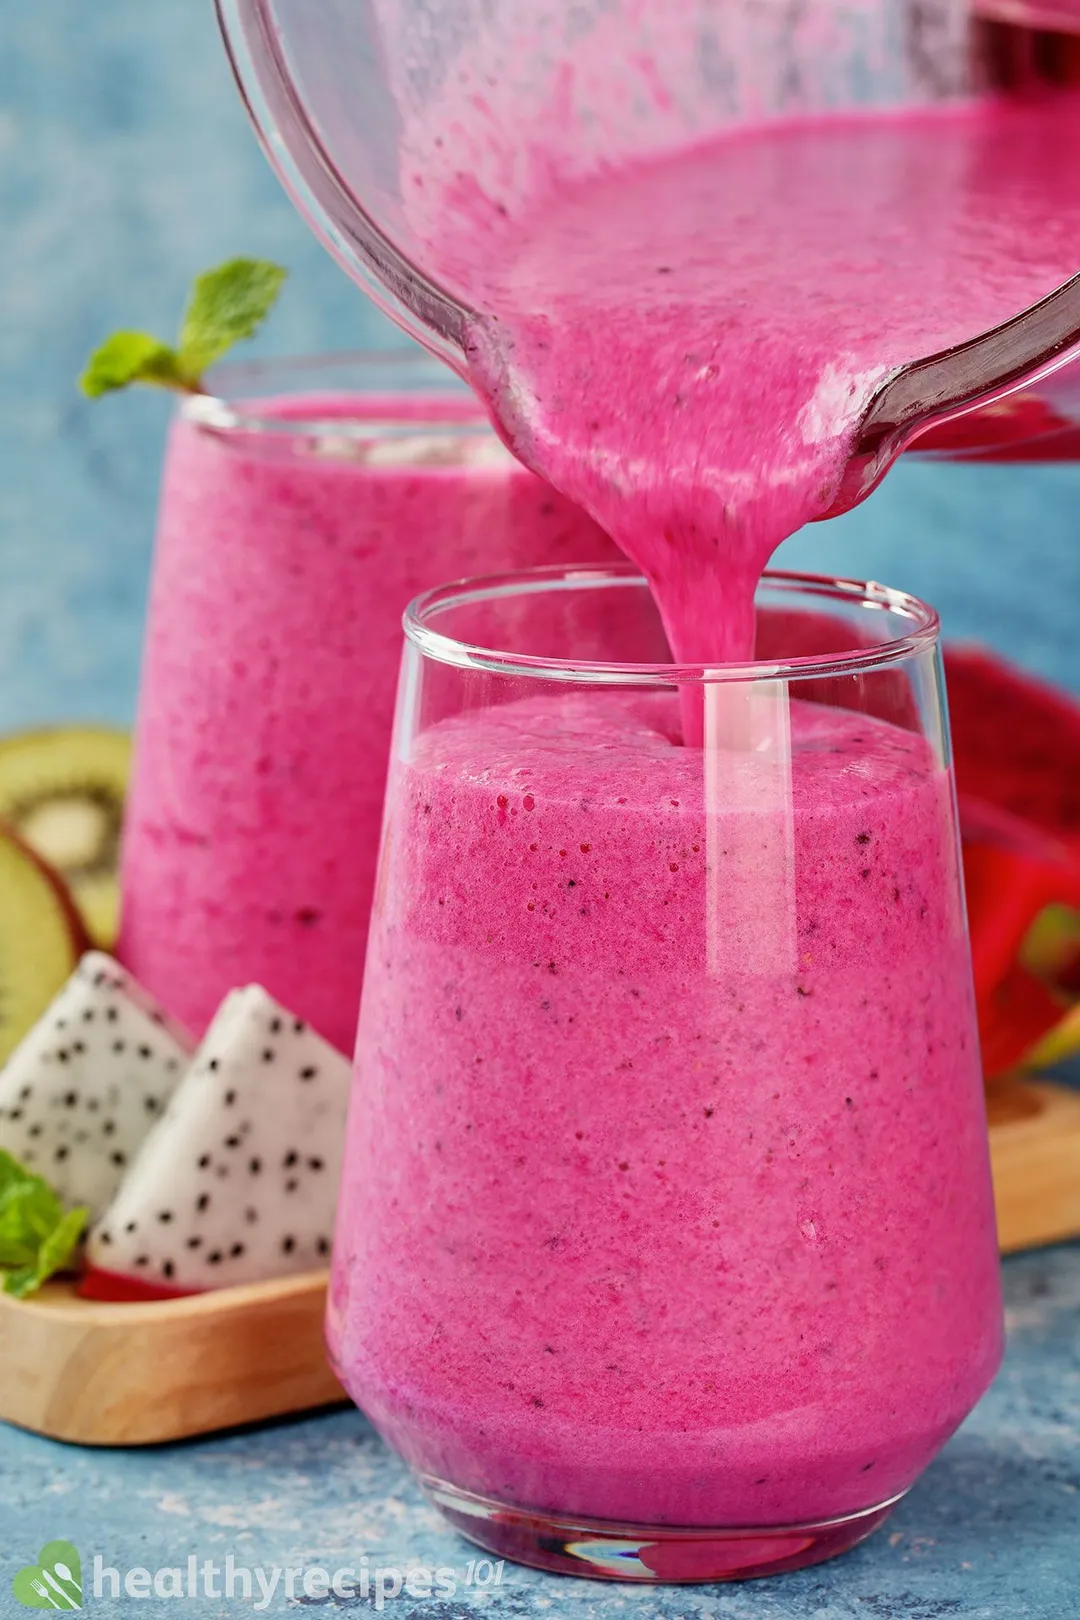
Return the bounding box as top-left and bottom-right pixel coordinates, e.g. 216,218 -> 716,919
118,388 -> 614,1052
327,44 -> 1047,1541
330,688 -> 1002,1526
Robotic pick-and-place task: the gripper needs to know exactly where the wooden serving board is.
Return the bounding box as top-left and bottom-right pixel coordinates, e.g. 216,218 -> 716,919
986,1076 -> 1080,1253
0,1077 -> 1077,1448
0,1269 -> 343,1446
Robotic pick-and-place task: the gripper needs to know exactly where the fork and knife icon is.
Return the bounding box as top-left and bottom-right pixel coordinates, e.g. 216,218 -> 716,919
28,1562 -> 81,1610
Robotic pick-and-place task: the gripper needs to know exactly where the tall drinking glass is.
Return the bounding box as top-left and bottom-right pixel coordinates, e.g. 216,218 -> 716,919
118,356 -> 614,1053
328,564 -> 1004,1583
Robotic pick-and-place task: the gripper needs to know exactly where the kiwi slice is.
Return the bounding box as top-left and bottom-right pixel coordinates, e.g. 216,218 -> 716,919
0,727 -> 130,949
0,824 -> 86,1064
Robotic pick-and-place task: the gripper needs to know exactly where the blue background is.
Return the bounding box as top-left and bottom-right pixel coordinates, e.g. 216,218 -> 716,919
2,2 -> 1079,738
1,10 -> 1079,1618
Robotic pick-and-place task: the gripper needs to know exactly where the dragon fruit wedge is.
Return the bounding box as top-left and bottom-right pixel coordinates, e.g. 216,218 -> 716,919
0,952 -> 193,1222
85,984 -> 351,1293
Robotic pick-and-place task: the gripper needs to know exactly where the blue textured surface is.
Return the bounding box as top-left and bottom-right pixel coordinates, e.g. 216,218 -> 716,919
2,4 -> 1079,1615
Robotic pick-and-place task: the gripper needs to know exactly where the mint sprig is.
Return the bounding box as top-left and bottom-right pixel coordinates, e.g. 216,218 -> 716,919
0,1150 -> 88,1299
80,257 -> 288,398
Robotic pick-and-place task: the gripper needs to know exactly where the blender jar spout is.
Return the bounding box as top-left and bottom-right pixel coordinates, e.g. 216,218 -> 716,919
831,270 -> 1080,512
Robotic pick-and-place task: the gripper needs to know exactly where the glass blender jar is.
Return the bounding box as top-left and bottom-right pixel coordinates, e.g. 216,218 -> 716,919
216,0 -> 1080,503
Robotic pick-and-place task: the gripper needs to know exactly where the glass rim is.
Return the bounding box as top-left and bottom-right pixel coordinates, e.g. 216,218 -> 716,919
404,564 -> 940,685
182,349 -> 493,440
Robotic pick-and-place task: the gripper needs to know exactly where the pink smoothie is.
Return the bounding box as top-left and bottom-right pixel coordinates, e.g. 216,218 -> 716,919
419,92 -> 1080,663
118,394 -> 614,1052
330,689 -> 1002,1526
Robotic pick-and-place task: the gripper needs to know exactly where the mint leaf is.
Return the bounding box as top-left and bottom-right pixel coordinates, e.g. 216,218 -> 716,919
80,256 -> 287,399
178,257 -> 288,377
0,1150 -> 88,1299
27,1207 -> 88,1294
80,331 -> 188,398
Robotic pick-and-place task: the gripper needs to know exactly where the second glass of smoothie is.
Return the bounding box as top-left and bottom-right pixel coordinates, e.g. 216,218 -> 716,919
117,354 -> 615,1052
328,563 -> 1004,1583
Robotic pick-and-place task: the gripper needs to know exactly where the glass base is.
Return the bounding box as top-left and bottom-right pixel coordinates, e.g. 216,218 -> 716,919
421,1476 -> 906,1582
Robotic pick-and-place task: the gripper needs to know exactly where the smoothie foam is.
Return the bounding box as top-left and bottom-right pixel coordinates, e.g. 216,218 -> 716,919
330,690 -> 1002,1525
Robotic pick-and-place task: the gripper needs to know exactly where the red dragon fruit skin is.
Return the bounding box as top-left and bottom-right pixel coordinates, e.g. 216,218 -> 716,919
945,647 -> 1080,842
943,646 -> 1080,1077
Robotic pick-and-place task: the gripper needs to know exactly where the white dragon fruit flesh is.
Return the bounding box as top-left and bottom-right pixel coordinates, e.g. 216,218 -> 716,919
0,953 -> 193,1221
87,984 -> 351,1291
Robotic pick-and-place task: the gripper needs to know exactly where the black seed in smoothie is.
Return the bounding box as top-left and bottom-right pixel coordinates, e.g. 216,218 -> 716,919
856,832 -> 871,845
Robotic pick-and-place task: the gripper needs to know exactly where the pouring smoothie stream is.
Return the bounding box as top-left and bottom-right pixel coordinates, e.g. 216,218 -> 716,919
432,93 -> 1080,668
219,0 -> 1080,1581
